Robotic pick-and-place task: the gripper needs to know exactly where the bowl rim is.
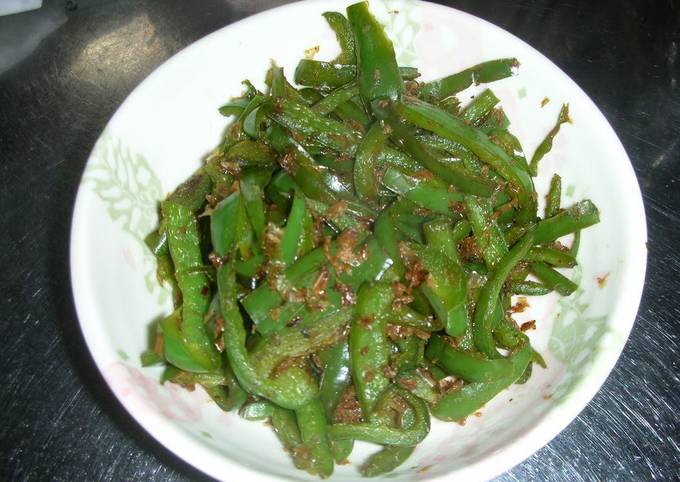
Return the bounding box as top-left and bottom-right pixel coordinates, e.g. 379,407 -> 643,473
69,1 -> 648,481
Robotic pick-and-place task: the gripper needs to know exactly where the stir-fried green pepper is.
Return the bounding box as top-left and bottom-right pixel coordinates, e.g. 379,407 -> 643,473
143,3 -> 601,478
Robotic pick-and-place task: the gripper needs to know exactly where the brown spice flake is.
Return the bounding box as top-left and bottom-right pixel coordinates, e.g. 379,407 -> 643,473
413,169 -> 434,180
392,282 -> 414,310
474,411 -> 482,418
364,370 -> 375,382
405,260 -> 428,291
263,223 -> 284,258
304,45 -> 320,59
336,282 -> 356,306
417,465 -> 433,474
360,346 -> 369,356
398,376 -> 418,391
307,266 -> 330,310
520,320 -> 537,332
336,229 -> 359,264
334,384 -> 363,424
511,296 -> 530,313
286,315 -> 302,328
278,150 -> 296,174
597,272 -> 610,288
438,376 -> 464,394
293,445 -> 311,462
458,236 -> 483,261
382,363 -> 398,379
359,315 -> 374,328
272,356 -> 305,377
327,200 -> 348,220
541,97 -> 550,108
219,160 -> 241,176
449,200 -> 466,214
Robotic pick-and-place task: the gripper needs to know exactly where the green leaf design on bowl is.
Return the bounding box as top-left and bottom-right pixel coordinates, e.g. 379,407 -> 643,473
383,0 -> 420,66
83,133 -> 169,306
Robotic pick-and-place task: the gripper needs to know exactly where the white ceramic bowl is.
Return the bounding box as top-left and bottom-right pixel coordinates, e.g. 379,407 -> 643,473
70,1 -> 647,480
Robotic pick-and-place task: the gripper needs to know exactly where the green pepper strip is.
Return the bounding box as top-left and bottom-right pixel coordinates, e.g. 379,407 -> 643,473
294,59 -> 418,90
423,218 -> 461,264
397,367 -> 440,404
203,379 -> 247,412
409,243 -> 469,338
271,406 -> 312,471
224,139 -> 277,168
481,108 -> 512,135
392,306 -> 442,332
398,98 -> 537,223
416,134 -> 480,166
298,87 -> 324,105
473,231 -> 535,358
347,1 -> 402,103
360,445 -> 415,477
570,230 -> 581,257
269,98 -> 358,154
533,200 -> 599,244
452,219 -> 472,243
162,172 -> 220,372
374,212 -> 406,275
375,104 -> 498,197
529,103 -> 570,176
159,310 -> 212,372
306,198 -> 371,232
319,339 -> 352,422
212,198 -> 318,409
525,246 -> 576,268
294,59 -> 356,89
382,167 -> 466,215
420,58 -> 518,101
431,339 -> 532,421
267,124 -> 354,207
323,11 -> 356,64
218,260 -> 317,409
296,398 -> 335,478
279,189 -> 308,265
145,230 -> 179,304
350,282 -> 393,416
218,97 -> 250,117
243,232 -> 378,333
335,98 -> 372,130
250,307 -> 351,376
330,386 -> 430,446
393,336 -> 424,373
461,89 -> 500,125
464,195 -> 508,270
507,280 -> 551,296
426,335 -> 513,382
239,169 -> 271,243
529,261 -> 578,296
239,400 -> 275,421
545,173 -> 562,218
312,84 -> 360,116
354,121 -> 386,203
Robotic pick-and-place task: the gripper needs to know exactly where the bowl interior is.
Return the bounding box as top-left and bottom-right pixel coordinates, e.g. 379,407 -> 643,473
70,1 -> 647,481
